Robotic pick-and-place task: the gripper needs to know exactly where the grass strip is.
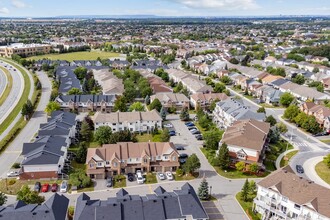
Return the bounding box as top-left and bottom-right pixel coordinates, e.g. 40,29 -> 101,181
0,67 -> 13,106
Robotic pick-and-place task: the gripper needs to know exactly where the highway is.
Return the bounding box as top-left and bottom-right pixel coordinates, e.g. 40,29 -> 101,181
0,69 -> 8,100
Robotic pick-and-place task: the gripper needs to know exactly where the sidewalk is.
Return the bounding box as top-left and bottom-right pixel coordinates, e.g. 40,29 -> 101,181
303,156 -> 330,189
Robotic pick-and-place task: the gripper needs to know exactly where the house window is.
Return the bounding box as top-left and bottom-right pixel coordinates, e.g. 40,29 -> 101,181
282,196 -> 288,202
97,162 -> 102,167
164,156 -> 168,160
136,158 -> 139,161
157,156 -> 161,160
89,164 -> 94,168
105,161 -> 110,165
294,204 -> 301,210
144,158 -> 147,163
113,162 -> 117,167
237,153 -> 246,159
172,156 -> 176,161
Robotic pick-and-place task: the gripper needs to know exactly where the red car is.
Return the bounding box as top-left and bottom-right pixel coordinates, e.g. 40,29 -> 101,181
41,183 -> 49,193
51,183 -> 58,192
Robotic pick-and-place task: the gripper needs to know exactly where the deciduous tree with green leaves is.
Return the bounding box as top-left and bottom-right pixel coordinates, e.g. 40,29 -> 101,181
235,161 -> 246,172
280,92 -> 294,107
180,107 -> 190,121
45,101 -> 60,115
183,154 -> 201,174
129,102 -> 145,112
94,126 -> 112,145
149,98 -> 162,112
17,185 -> 45,204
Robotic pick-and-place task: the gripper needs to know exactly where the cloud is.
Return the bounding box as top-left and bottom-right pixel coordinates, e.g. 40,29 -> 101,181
11,0 -> 27,8
166,0 -> 260,10
0,7 -> 9,14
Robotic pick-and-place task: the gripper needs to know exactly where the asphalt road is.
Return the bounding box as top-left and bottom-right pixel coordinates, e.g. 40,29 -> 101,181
0,70 -> 50,178
0,62 -> 24,127
0,69 -> 7,99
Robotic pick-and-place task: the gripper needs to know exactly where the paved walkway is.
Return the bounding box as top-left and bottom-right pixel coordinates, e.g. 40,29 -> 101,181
303,156 -> 330,189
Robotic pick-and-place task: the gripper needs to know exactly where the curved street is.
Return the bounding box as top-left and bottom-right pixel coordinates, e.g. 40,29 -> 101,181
0,69 -> 8,99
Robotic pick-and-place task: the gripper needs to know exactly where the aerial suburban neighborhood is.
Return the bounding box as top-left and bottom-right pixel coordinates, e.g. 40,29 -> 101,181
0,0 -> 329,219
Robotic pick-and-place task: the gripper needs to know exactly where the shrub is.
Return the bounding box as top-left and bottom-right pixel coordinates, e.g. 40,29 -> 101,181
12,163 -> 21,169
176,168 -> 184,177
8,179 -> 16,186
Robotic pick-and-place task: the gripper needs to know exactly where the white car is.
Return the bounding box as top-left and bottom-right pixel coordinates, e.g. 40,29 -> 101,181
7,171 -> 19,177
163,124 -> 173,128
166,172 -> 173,180
136,172 -> 145,184
60,181 -> 68,193
158,173 -> 166,180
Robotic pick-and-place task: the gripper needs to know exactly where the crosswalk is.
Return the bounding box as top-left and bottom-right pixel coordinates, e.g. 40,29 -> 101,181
293,142 -> 309,147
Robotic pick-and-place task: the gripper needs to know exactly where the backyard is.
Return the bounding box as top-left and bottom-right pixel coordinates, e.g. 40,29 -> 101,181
29,51 -> 121,62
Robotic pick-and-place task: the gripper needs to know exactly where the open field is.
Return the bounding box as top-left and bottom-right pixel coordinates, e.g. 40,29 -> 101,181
29,51 -> 121,62
315,161 -> 330,185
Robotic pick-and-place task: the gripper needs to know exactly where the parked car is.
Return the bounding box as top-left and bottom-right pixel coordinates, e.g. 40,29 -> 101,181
34,182 -> 41,192
184,121 -> 193,126
188,126 -> 197,131
136,171 -> 145,184
296,165 -> 304,174
7,171 -> 19,177
189,129 -> 198,133
185,122 -> 195,127
60,181 -> 68,193
166,172 -> 173,180
169,130 -> 176,136
158,172 -> 166,180
176,146 -> 185,151
51,183 -> 58,192
106,177 -> 113,187
313,131 -> 329,137
127,173 -> 134,182
163,124 -> 173,128
191,130 -> 201,135
41,183 -> 49,193
179,153 -> 188,163
195,134 -> 203,140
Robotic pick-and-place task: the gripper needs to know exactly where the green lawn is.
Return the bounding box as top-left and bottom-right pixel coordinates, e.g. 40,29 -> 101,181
315,161 -> 330,185
0,66 -> 13,106
0,179 -> 62,195
280,150 -> 299,167
77,186 -> 94,193
265,139 -> 294,171
29,51 -> 121,62
320,139 -> 330,144
174,172 -> 198,181
145,173 -> 157,184
136,133 -> 162,142
71,161 -> 86,171
236,192 -> 262,220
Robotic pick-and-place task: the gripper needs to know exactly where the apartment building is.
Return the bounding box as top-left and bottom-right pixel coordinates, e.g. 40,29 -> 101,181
150,93 -> 190,112
213,98 -> 266,129
190,93 -> 228,110
220,119 -> 270,166
74,184 -> 209,220
254,166 -> 330,220
0,43 -> 51,57
86,142 -> 180,178
93,110 -> 162,132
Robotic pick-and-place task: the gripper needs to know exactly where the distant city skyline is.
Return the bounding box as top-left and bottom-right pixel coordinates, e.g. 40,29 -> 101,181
0,0 -> 329,17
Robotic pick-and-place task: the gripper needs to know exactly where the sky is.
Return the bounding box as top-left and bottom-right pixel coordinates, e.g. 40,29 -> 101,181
0,0 -> 329,17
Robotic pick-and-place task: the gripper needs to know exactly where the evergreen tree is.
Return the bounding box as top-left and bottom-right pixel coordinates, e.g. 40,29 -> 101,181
217,143 -> 230,170
80,121 -> 93,142
160,128 -> 170,142
198,178 -> 209,200
180,107 -> 190,121
249,180 -> 257,196
0,192 -> 7,205
76,142 -> 88,163
160,107 -> 166,120
241,179 -> 250,202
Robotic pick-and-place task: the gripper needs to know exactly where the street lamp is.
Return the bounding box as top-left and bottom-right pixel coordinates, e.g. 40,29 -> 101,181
209,185 -> 212,198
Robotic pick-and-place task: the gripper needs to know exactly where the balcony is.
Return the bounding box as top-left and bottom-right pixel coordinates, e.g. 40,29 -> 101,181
254,198 -> 287,219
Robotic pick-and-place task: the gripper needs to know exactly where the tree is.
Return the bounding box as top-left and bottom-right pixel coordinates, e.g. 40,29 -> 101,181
0,192 -> 7,205
276,122 -> 288,133
268,127 -> 280,143
249,180 -> 257,196
160,128 -> 170,142
198,178 -> 209,200
114,96 -> 127,112
249,163 -> 259,173
217,143 -> 230,169
160,107 -> 166,121
204,130 -> 222,150
76,142 -> 88,163
257,107 -> 266,113
80,120 -> 93,142
229,58 -> 239,64
17,185 -> 45,204
180,107 -> 190,121
292,75 -> 305,85
235,161 -> 245,172
283,105 -> 300,121
145,95 -> 150,105
313,67 -> 319,73
280,92 -> 294,107
94,126 -> 112,145
129,102 -> 145,112
183,154 -> 201,174
265,115 -> 277,126
220,76 -> 232,85
198,115 -> 211,130
69,169 -> 92,189
240,179 -> 250,202
149,98 -> 162,112
323,154 -> 330,168
22,99 -> 33,119
214,82 -> 226,93
45,101 -> 60,115
74,67 -> 87,80
67,87 -> 83,95
210,98 -> 220,111
302,115 -> 321,134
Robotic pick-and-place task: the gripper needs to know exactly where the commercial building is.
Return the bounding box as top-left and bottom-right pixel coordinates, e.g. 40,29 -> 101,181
0,43 -> 51,57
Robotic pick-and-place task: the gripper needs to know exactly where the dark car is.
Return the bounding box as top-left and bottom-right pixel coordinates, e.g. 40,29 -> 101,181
127,173 -> 134,182
195,134 -> 203,140
188,126 -> 197,131
34,182 -> 41,192
51,183 -> 58,192
313,131 -> 329,137
179,153 -> 188,164
185,122 -> 194,127
191,130 -> 201,135
169,130 -> 176,136
106,177 -> 113,187
176,146 -> 185,151
296,165 -> 304,174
